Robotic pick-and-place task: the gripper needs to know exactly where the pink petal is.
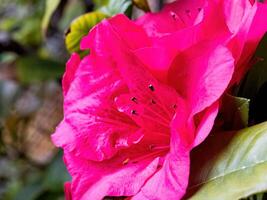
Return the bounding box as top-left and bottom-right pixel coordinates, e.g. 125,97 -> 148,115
136,0 -> 206,37
52,120 -> 75,149
62,53 -> 81,96
63,147 -> 160,200
222,0 -> 254,34
193,101 -> 219,147
231,1 -> 267,84
81,14 -> 151,51
133,144 -> 190,200
64,182 -> 72,200
168,42 -> 234,115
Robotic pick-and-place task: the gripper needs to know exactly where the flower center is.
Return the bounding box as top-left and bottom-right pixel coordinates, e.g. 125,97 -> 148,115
122,145 -> 170,165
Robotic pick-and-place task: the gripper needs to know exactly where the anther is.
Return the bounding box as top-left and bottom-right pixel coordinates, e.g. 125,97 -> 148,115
149,144 -> 155,150
131,110 -> 138,115
148,84 -> 155,92
170,12 -> 177,20
173,104 -> 177,109
151,99 -> 156,104
198,7 -> 202,12
131,97 -> 138,103
123,158 -> 130,165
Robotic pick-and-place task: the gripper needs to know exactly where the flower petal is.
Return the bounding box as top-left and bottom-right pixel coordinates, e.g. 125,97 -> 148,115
62,53 -> 81,96
63,149 -> 160,200
136,0 -> 206,37
168,42 -> 234,114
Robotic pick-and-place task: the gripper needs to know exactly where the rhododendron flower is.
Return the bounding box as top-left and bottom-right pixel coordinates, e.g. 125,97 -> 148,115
52,0 -> 267,200
136,0 -> 267,85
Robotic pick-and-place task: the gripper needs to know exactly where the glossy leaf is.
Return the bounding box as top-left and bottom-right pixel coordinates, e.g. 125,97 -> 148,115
65,11 -> 107,56
187,122 -> 267,200
42,0 -> 61,34
16,57 -> 64,84
220,94 -> 250,130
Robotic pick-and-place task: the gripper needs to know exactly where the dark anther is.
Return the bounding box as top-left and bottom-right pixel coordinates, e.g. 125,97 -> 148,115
131,97 -> 138,103
149,144 -> 155,150
148,84 -> 155,91
151,99 -> 156,104
198,7 -> 202,12
131,110 -> 137,115
170,12 -> 177,20
173,104 -> 177,109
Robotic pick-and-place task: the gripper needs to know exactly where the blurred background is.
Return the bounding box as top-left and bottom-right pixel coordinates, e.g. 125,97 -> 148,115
0,0 -> 81,199
0,0 -> 162,199
0,0 -> 266,200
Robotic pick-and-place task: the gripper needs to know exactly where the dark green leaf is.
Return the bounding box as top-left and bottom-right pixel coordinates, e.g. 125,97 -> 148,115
238,33 -> 267,99
186,122 -> 267,200
220,94 -> 250,130
65,11 -> 107,56
16,57 -> 64,84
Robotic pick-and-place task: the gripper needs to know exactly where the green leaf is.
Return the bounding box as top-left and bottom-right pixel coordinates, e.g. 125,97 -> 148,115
186,122 -> 267,200
100,0 -> 132,16
132,0 -> 150,12
92,0 -> 109,8
42,0 -> 61,34
220,94 -> 250,130
65,11 -> 107,56
238,33 -> 267,99
16,57 -> 64,84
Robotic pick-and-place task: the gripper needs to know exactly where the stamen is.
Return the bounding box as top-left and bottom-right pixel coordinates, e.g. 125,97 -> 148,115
150,131 -> 169,138
142,105 -> 170,125
140,110 -> 170,127
131,97 -> 138,103
170,12 -> 178,20
151,99 -> 156,104
149,144 -> 155,150
148,84 -> 155,92
131,110 -> 138,115
130,149 -> 167,164
123,158 -> 130,165
150,145 -> 170,151
185,9 -> 191,17
198,7 -> 202,12
173,104 -> 177,109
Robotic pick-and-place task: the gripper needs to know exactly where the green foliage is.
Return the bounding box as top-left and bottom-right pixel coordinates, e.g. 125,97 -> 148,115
100,0 -> 132,16
132,0 -> 150,12
92,0 -> 109,8
187,122 -> 267,200
220,94 -> 250,130
16,57 -> 64,84
238,34 -> 267,99
42,0 -> 61,34
65,11 -> 107,56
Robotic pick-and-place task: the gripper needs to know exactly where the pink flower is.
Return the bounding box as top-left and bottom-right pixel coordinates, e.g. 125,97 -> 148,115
136,0 -> 267,85
52,0 -> 266,199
